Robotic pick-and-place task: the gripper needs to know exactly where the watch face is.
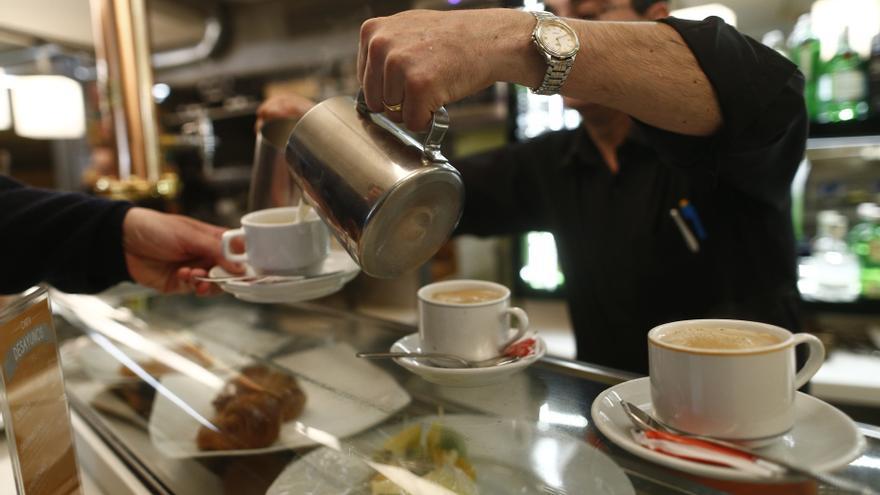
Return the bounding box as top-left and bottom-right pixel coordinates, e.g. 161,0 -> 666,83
538,21 -> 579,58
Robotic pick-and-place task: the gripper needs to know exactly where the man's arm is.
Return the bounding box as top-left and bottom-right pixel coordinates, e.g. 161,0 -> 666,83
504,14 -> 723,136
630,17 -> 806,184
0,175 -> 133,294
357,8 -> 721,135
0,176 -> 239,295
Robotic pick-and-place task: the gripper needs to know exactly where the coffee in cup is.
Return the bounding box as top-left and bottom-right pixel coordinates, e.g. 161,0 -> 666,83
418,280 -> 528,362
648,319 -> 825,445
429,288 -> 505,304
655,326 -> 784,351
221,206 -> 330,275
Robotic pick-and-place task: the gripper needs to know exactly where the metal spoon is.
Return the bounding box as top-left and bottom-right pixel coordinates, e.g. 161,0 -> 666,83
356,351 -> 519,368
619,400 -> 878,495
619,400 -> 673,433
195,271 -> 342,285
195,275 -> 303,283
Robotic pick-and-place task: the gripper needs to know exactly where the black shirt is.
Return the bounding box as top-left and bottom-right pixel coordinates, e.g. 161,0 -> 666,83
455,16 -> 807,374
0,175 -> 132,294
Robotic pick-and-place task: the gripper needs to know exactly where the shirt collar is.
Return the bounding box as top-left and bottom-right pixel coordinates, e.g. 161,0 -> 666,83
558,122 -> 653,170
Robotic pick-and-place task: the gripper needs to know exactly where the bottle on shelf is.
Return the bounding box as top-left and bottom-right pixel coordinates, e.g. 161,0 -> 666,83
799,210 -> 861,302
849,203 -> 880,298
816,26 -> 869,123
787,14 -> 821,121
869,33 -> 880,116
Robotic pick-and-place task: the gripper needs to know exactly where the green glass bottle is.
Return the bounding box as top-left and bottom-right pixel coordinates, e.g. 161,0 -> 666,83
849,203 -> 880,298
817,26 -> 869,123
788,15 -> 821,121
869,33 -> 880,115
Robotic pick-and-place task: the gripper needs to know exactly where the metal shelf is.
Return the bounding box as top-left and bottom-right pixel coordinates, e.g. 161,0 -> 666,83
808,135 -> 880,150
801,297 -> 880,315
809,117 -> 880,141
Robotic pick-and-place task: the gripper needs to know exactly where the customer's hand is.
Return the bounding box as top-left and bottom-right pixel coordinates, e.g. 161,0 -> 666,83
358,9 -> 538,131
255,94 -> 316,131
122,208 -> 242,295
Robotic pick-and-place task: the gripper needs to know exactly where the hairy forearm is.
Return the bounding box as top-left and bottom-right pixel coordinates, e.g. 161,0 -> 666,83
498,11 -> 722,136
571,21 -> 722,135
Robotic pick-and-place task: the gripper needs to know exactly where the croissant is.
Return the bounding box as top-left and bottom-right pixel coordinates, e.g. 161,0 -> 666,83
212,365 -> 306,421
197,393 -> 283,451
198,365 -> 307,451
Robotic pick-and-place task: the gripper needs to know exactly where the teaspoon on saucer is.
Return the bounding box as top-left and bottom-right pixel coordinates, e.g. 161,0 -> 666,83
356,351 -> 519,369
195,275 -> 302,283
195,271 -> 343,285
620,400 -> 879,495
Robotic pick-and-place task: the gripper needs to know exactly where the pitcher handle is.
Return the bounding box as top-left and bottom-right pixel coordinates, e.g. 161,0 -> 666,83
356,90 -> 449,164
422,106 -> 449,163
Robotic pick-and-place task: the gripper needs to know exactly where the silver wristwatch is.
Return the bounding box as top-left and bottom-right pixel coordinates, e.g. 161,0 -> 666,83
530,11 -> 580,95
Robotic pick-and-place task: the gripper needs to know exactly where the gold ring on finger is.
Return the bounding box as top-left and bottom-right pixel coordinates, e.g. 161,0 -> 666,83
383,101 -> 403,112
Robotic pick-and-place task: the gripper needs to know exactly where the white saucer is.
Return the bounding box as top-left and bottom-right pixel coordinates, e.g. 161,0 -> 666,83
209,250 -> 359,304
391,332 -> 545,387
591,377 -> 867,481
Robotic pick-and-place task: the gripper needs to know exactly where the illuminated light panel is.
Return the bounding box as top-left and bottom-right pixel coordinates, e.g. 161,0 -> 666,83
520,231 -> 565,291
11,75 -> 85,139
670,3 -> 737,27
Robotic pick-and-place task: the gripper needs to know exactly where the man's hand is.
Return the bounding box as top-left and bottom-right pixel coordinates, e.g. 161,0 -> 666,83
255,94 -> 316,131
358,9 -> 537,131
122,208 -> 242,295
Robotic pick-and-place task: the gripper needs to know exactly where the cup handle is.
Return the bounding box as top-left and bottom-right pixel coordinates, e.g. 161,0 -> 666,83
221,229 -> 248,264
793,333 -> 826,390
501,307 -> 530,348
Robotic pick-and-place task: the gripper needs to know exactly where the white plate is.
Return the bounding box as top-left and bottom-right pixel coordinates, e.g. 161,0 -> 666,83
209,250 -> 360,304
267,414 -> 635,495
148,342 -> 411,458
76,334 -> 251,385
591,377 -> 867,481
391,332 -> 545,387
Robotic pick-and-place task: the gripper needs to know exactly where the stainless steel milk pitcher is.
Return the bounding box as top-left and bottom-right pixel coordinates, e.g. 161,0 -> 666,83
285,92 -> 464,278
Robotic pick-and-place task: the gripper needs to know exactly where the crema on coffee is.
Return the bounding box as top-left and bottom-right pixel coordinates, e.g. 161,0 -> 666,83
657,326 -> 783,350
430,289 -> 504,304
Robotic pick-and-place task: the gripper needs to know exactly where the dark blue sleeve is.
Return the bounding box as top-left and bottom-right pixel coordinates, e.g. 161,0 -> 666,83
0,175 -> 134,294
636,16 -> 808,200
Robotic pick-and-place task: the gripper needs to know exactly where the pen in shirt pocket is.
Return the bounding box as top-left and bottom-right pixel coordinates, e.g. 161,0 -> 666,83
678,199 -> 707,240
670,208 -> 700,253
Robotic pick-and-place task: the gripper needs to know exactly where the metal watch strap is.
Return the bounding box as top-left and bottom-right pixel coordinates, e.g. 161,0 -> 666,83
532,10 -> 555,22
531,11 -> 576,96
534,57 -> 575,96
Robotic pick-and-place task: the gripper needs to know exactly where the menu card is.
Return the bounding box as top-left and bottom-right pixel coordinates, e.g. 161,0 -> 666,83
0,287 -> 81,495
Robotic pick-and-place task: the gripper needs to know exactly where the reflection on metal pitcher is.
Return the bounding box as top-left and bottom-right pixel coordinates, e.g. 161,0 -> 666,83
285,91 -> 463,279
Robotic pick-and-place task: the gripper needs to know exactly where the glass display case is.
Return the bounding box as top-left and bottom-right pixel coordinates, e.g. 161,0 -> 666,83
46,288 -> 880,494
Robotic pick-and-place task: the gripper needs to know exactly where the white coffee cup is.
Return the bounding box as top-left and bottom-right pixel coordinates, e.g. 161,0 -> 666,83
417,280 -> 529,362
648,319 -> 825,444
221,206 -> 330,275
